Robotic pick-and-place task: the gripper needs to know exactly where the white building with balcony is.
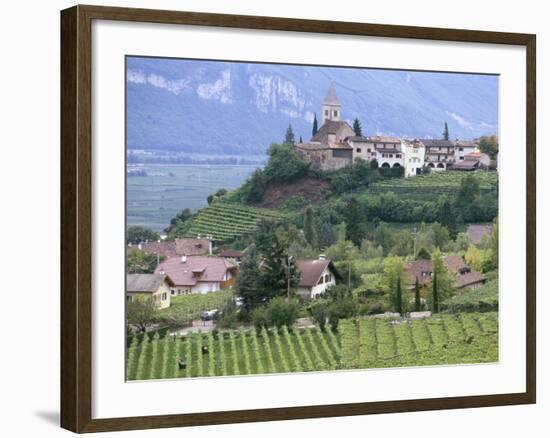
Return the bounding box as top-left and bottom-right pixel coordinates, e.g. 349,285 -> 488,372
402,139 -> 425,177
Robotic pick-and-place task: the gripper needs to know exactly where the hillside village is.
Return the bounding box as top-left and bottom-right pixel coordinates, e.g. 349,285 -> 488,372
296,83 -> 494,174
125,83 -> 499,380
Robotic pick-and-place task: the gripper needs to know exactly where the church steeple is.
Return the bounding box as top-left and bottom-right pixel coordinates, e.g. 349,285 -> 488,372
322,82 -> 341,124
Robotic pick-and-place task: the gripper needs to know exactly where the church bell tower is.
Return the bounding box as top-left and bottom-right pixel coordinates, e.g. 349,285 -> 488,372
322,82 -> 341,124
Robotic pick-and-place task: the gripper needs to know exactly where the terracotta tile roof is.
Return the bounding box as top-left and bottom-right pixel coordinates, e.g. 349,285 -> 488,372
467,224 -> 492,245
139,241 -> 177,258
126,273 -> 174,293
154,256 -> 236,287
311,120 -> 355,143
420,139 -> 455,147
366,135 -> 402,144
455,140 -> 477,147
175,238 -> 211,256
296,259 -> 341,287
405,256 -> 484,289
218,250 -> 243,258
296,142 -> 329,151
450,160 -> 479,170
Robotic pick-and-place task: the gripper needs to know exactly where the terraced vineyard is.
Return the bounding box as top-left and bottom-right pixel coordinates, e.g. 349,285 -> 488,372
184,202 -> 288,242
126,313 -> 498,380
367,171 -> 498,197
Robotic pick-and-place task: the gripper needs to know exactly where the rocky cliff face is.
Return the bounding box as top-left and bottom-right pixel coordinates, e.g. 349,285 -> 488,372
126,57 -> 498,156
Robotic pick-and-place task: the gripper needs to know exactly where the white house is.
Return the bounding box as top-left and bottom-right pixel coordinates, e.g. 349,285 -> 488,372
402,139 -> 425,177
454,140 -> 478,162
296,256 -> 341,300
370,136 -> 404,169
154,255 -> 238,295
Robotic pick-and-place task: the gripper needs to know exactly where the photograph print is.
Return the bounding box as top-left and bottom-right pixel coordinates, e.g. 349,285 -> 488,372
125,56 -> 499,381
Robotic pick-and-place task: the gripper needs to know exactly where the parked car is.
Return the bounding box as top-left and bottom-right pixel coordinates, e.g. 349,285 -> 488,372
200,309 -> 219,321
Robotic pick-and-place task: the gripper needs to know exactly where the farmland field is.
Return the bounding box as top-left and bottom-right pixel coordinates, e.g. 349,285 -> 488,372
126,312 -> 498,380
367,171 -> 498,198
127,164 -> 260,231
183,202 -> 288,242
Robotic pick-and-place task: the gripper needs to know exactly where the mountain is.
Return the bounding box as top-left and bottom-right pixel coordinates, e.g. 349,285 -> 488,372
126,57 -> 498,156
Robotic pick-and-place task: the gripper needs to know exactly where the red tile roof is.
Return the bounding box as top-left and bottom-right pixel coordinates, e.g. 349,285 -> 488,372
154,256 -> 236,287
296,259 -> 341,287
405,256 -> 484,289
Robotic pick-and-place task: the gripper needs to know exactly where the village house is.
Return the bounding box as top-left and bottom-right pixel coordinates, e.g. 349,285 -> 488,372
402,138 -> 425,177
420,139 -> 456,170
405,255 -> 485,291
126,273 -> 174,309
154,255 -> 237,295
454,139 -> 478,162
296,256 -> 341,300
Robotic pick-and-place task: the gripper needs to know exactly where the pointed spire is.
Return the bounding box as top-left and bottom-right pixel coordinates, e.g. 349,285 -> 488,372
323,82 -> 340,105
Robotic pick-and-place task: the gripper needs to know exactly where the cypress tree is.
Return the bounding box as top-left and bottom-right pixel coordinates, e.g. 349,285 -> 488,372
303,206 -> 317,248
284,124 -> 295,145
299,135 -> 303,143
432,271 -> 439,313
396,276 -> 403,315
352,117 -> 363,137
414,277 -> 421,311
312,113 -> 318,137
343,197 -> 367,247
442,122 -> 449,141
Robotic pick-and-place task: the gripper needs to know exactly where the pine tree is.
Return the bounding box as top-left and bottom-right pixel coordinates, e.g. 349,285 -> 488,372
236,245 -> 261,311
414,277 -> 421,311
284,124 -> 295,145
442,122 -> 449,140
352,117 -> 362,137
312,113 -> 318,137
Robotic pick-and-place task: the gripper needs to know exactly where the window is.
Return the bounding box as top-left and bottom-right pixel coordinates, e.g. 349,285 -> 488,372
318,276 -> 324,285
162,292 -> 167,301
356,148 -> 361,153
396,154 -> 401,158
325,273 -> 331,283
389,154 -> 393,158
333,110 -> 338,117
171,289 -> 176,296
324,110 -> 328,116
126,295 -> 133,303
367,148 -> 371,153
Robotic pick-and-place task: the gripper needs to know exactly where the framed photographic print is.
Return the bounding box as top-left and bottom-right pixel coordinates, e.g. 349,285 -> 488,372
60,4 -> 536,433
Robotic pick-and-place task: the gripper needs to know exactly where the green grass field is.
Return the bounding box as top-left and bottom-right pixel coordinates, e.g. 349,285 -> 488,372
126,312 -> 498,380
127,164 -> 259,231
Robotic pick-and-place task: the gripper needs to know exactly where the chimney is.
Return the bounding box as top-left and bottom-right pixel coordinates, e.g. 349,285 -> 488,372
318,254 -> 326,260
181,255 -> 187,263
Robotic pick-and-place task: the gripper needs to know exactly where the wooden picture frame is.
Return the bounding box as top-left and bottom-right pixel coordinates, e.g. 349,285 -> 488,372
60,4 -> 536,433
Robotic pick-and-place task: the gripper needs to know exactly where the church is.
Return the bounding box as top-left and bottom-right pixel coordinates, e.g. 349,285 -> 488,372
295,83 -> 356,170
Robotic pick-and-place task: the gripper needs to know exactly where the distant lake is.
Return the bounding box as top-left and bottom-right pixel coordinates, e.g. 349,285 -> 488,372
127,164 -> 261,232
